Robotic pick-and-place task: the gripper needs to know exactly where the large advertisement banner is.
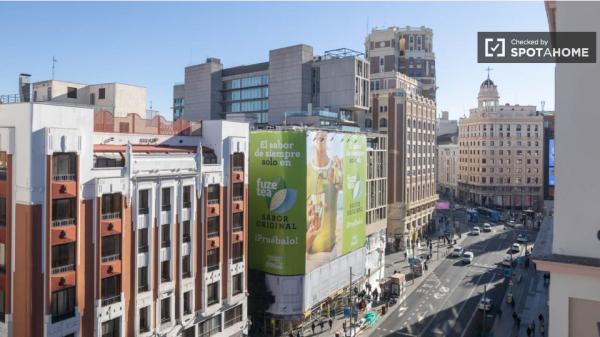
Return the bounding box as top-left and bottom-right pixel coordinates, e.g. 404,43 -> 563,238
249,131 -> 307,276
341,134 -> 367,255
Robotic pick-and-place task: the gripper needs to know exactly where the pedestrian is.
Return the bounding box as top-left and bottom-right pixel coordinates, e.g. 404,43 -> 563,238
511,299 -> 515,309
297,330 -> 301,337
531,320 -> 536,333
538,313 -> 544,323
498,307 -> 503,319
342,320 -> 347,333
526,327 -> 532,337
517,316 -> 522,330
311,322 -> 315,334
540,323 -> 545,336
328,318 -> 333,330
319,320 -> 324,332
512,312 -> 518,322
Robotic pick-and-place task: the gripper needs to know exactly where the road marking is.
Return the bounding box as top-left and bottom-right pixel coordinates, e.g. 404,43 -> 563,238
458,271 -> 502,337
398,306 -> 408,317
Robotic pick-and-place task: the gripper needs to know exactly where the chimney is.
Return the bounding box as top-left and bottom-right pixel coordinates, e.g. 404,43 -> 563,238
19,73 -> 31,102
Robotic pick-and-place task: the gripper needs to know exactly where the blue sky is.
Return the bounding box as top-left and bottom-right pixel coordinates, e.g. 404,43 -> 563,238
0,1 -> 554,120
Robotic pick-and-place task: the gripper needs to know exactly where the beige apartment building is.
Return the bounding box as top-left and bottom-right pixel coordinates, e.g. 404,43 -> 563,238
533,2 -> 600,337
437,144 -> 458,199
458,77 -> 544,210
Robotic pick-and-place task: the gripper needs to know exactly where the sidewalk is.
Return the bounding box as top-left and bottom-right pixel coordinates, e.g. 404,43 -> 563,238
491,217 -> 551,337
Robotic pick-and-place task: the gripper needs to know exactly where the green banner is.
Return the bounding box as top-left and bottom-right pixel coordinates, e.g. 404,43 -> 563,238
341,134 -> 367,255
249,131 -> 307,275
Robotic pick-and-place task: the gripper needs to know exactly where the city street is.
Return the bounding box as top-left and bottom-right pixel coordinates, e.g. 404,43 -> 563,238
372,222 -> 537,337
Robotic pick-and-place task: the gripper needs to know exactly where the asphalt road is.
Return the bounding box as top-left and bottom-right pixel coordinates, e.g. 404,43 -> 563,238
371,224 -> 537,337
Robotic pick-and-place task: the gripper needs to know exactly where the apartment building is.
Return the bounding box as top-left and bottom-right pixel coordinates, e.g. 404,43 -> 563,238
437,144 -> 458,200
363,68 -> 437,253
532,3 -> 600,337
437,111 -> 458,138
365,26 -> 436,100
173,45 -> 370,126
457,77 -> 544,210
0,101 -> 249,337
31,79 -> 148,118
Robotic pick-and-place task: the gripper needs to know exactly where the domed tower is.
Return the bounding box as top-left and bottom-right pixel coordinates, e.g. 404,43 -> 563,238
477,75 -> 499,109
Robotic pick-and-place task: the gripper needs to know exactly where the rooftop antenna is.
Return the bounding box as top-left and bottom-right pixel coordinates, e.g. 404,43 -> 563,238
52,56 -> 58,80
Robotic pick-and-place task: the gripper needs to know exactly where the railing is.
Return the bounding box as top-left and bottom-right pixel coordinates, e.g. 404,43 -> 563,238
161,275 -> 171,283
207,231 -> 219,238
53,173 -> 76,181
101,295 -> 121,307
101,212 -> 121,220
183,201 -> 192,209
51,310 -> 75,323
94,110 -> 202,136
207,198 -> 220,205
161,240 -> 171,248
52,218 -> 76,227
101,254 -> 121,263
232,165 -> 244,171
161,205 -> 171,212
232,225 -> 243,232
182,234 -> 191,243
51,264 -> 75,274
232,256 -> 243,264
0,94 -> 23,104
138,207 -> 149,215
138,244 -> 148,253
207,264 -> 219,272
232,195 -> 244,201
138,284 -> 149,293
182,271 -> 192,279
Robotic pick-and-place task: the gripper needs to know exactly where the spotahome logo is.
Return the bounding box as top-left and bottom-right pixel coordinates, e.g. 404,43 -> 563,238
478,32 -> 596,63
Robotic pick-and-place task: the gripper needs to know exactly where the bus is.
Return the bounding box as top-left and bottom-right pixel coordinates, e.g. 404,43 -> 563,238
477,207 -> 501,222
467,209 -> 480,222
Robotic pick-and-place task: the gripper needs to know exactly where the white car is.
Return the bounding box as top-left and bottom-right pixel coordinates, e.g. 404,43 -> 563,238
502,254 -> 513,267
462,251 -> 474,264
516,234 -> 529,243
478,297 -> 492,311
471,227 -> 481,235
483,223 -> 492,232
451,246 -> 464,257
511,243 -> 521,253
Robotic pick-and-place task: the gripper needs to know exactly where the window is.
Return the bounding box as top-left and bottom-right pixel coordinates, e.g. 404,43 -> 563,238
198,314 -> 222,337
161,224 -> 170,248
101,317 -> 120,337
52,198 -> 76,226
138,228 -> 148,253
101,275 -> 121,306
0,243 -> 5,273
161,188 -> 171,211
183,291 -> 192,315
182,255 -> 191,278
365,119 -> 372,129
99,88 -> 106,99
51,287 -> 75,323
207,184 -> 220,204
161,260 -> 171,282
183,186 -> 192,208
232,242 -> 243,264
232,183 -> 244,201
67,87 -> 77,99
52,242 -> 75,273
379,118 -> 388,128
138,190 -> 149,214
138,266 -> 148,292
207,248 -> 219,272
207,217 -> 219,238
53,153 -> 76,180
161,297 -> 171,323
182,220 -> 191,243
93,153 -> 124,168
139,306 -> 150,333
232,273 -> 243,296
224,305 -> 243,328
232,153 -> 244,171
101,193 -> 121,219
232,212 -> 243,232
102,234 -> 121,262
207,282 -> 219,305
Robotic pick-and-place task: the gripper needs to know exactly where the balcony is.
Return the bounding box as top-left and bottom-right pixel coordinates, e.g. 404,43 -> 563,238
182,234 -> 191,243
138,245 -> 148,253
101,295 -> 121,307
232,195 -> 244,202
52,310 -> 75,323
138,207 -> 149,215
183,201 -> 192,209
161,240 -> 171,248
207,198 -> 219,205
52,217 -> 75,227
207,231 -> 219,239
102,254 -> 121,263
101,212 -> 121,220
138,284 -> 149,293
161,204 -> 171,212
207,264 -> 219,272
52,264 -> 75,274
53,173 -> 76,181
232,256 -> 243,264
232,224 -> 243,232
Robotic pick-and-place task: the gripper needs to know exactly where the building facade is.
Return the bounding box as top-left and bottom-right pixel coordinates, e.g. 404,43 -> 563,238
437,144 -> 458,200
0,102 -> 249,337
173,45 -> 370,126
31,80 -> 148,118
457,77 -> 544,210
363,69 -> 437,253
533,3 -> 600,337
542,112 -> 555,200
365,26 -> 436,100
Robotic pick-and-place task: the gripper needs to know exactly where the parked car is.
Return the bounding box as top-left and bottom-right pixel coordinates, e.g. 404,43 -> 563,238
451,246 -> 464,257
516,234 -> 529,243
471,227 -> 481,235
511,243 -> 521,253
502,254 -> 513,267
478,297 -> 492,311
462,251 -> 474,264
483,223 -> 492,232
